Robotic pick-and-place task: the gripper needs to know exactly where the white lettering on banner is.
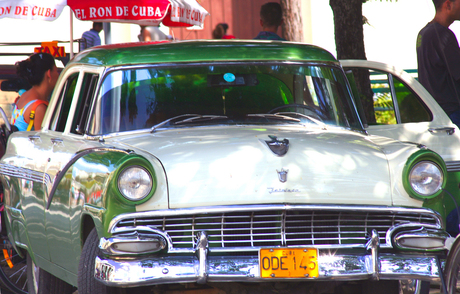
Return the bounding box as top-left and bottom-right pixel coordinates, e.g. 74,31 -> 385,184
124,6 -> 128,16
89,7 -> 96,18
75,8 -> 83,19
132,6 -> 161,17
115,6 -> 122,16
84,6 -> 112,18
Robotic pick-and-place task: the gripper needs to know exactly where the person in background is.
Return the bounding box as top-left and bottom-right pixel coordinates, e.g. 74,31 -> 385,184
80,22 -> 103,51
219,23 -> 236,39
138,25 -> 169,41
416,0 -> 460,128
254,2 -> 286,41
12,53 -> 59,131
212,24 -> 225,39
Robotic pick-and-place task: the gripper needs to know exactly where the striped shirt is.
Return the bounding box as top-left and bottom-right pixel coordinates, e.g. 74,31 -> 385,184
80,29 -> 101,50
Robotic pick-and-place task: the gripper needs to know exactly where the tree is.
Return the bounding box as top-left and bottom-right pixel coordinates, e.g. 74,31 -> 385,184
280,0 -> 303,42
329,0 -> 397,124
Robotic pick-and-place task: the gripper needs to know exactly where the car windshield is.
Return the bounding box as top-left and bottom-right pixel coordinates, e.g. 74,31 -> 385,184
92,62 -> 361,135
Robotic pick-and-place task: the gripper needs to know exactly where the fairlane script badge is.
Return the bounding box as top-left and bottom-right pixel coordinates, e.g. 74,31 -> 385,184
267,187 -> 300,194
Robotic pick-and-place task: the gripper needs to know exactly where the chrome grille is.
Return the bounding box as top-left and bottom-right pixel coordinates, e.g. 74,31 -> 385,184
446,161 -> 460,172
113,206 -> 441,250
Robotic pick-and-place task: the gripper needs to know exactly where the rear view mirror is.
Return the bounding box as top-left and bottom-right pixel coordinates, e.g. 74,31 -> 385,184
208,73 -> 259,87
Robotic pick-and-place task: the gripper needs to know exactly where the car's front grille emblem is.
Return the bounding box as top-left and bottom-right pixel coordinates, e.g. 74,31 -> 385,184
276,168 -> 289,183
264,135 -> 289,156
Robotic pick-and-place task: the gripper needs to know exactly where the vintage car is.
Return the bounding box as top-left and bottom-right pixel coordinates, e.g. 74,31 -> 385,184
341,59 -> 460,293
0,40 -> 455,294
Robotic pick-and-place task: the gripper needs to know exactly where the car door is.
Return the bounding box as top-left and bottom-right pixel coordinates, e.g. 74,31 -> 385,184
37,66 -> 102,272
341,59 -> 460,163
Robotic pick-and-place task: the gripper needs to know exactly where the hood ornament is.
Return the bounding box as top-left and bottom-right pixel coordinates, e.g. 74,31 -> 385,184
277,168 -> 289,183
264,135 -> 289,156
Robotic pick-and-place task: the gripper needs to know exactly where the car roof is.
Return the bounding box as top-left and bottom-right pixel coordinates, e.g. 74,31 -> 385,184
70,40 -> 338,68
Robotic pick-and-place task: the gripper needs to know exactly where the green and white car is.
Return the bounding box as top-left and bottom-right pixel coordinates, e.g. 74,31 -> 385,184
0,40 -> 455,294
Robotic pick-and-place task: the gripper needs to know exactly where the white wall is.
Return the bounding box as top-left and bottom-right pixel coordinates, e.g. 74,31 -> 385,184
303,0 -> 460,71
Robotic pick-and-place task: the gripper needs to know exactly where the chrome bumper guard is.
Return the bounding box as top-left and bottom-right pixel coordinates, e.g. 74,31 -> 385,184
94,230 -> 442,287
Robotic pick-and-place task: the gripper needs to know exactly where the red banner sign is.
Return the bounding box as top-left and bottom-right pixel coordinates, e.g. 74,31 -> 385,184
0,0 -> 209,27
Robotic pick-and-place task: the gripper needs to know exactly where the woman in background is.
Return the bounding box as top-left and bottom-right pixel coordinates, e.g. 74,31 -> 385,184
212,23 -> 236,39
13,53 -> 59,131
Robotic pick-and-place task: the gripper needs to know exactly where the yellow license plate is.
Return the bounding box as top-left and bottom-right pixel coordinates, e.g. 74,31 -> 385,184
260,248 -> 319,278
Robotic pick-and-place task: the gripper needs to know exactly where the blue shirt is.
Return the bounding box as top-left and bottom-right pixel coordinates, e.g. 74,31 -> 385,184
254,31 -> 286,41
80,29 -> 101,50
11,100 -> 37,131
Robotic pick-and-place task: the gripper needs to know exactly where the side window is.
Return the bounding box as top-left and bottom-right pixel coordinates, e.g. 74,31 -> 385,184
50,73 -> 79,132
369,70 -> 396,125
393,76 -> 432,123
71,73 -> 99,134
345,67 -> 432,126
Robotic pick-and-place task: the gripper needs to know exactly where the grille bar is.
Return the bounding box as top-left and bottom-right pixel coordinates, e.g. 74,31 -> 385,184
111,206 -> 441,250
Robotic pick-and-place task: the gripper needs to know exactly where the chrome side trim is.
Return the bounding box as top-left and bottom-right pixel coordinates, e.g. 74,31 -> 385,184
0,163 -> 51,185
94,253 -> 441,287
446,161 -> 460,172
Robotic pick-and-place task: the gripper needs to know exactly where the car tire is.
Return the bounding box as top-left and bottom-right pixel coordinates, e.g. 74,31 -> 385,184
26,252 -> 74,294
78,228 -> 123,294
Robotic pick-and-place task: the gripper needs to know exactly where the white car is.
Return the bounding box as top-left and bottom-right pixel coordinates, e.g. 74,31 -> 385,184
0,42 -> 453,294
342,59 -> 460,293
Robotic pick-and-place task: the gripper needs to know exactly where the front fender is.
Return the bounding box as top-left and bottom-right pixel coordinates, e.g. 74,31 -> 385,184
51,148 -> 160,238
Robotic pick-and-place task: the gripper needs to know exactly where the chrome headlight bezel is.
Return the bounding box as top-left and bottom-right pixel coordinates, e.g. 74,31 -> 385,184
117,165 -> 153,201
409,161 -> 443,196
403,150 -> 446,200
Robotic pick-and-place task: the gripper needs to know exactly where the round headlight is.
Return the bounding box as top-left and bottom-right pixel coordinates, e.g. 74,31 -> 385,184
409,161 -> 443,196
118,166 -> 152,201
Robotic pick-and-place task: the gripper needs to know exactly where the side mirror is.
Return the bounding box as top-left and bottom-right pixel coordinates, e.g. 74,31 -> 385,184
0,78 -> 31,92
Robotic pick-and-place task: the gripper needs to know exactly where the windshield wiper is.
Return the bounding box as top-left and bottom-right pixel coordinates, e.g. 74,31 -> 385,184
275,112 -> 327,129
150,114 -> 228,133
247,113 -> 301,122
174,115 -> 228,125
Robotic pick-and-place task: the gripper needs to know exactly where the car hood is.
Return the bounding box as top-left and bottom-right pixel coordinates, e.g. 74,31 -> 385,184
115,126 -> 406,209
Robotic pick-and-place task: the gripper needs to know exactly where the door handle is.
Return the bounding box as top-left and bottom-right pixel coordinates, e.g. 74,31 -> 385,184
428,127 -> 455,135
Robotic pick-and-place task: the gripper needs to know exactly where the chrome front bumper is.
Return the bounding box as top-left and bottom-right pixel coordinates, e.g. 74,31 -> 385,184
94,252 -> 441,287
95,229 -> 444,287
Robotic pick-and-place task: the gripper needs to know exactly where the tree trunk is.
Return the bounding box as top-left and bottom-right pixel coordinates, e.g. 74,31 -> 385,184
280,0 -> 303,42
330,0 -> 375,124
